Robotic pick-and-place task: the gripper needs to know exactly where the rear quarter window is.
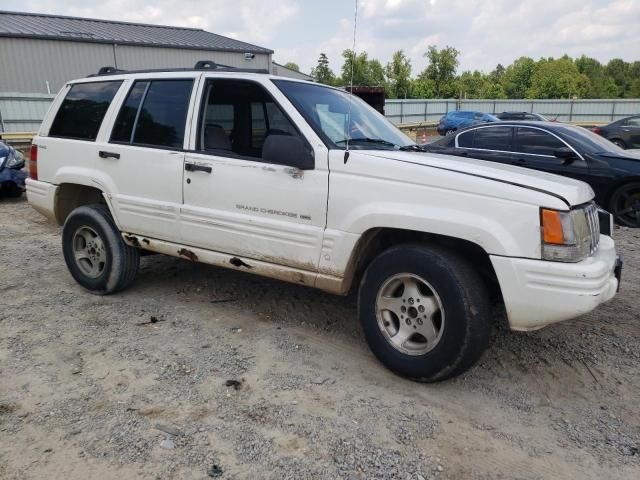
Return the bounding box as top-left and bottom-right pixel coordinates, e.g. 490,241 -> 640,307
49,81 -> 122,141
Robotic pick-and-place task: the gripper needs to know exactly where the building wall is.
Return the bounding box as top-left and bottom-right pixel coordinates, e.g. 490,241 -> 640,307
0,37 -> 271,94
271,63 -> 314,82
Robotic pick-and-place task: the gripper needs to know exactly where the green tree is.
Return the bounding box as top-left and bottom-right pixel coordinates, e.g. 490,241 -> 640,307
339,49 -> 386,86
368,59 -> 387,87
385,50 -> 412,99
411,77 -> 436,98
526,57 -> 589,99
310,53 -> 336,85
419,45 -> 460,97
575,56 -> 617,98
502,56 -> 537,98
455,70 -> 487,98
606,58 -> 631,97
283,62 -> 300,72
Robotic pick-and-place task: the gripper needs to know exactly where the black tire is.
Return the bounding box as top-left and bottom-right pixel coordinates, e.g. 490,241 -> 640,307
62,204 -> 139,294
609,182 -> 640,228
358,244 -> 491,382
611,139 -> 626,149
1,182 -> 23,198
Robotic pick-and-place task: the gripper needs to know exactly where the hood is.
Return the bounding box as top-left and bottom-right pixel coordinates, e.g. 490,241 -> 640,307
596,149 -> 640,161
367,150 -> 594,207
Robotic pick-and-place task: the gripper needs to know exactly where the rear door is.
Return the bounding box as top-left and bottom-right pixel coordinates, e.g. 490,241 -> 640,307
181,77 -> 329,272
511,126 -> 590,183
621,116 -> 640,148
454,126 -> 516,165
96,74 -> 199,241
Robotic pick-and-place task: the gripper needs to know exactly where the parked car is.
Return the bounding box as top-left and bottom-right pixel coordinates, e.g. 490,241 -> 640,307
593,115 -> 640,150
495,112 -> 549,121
0,140 -> 26,197
27,63 -> 620,382
424,121 -> 640,227
437,111 -> 499,136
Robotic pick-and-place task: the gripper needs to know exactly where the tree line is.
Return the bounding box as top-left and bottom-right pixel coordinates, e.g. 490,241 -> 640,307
302,47 -> 640,99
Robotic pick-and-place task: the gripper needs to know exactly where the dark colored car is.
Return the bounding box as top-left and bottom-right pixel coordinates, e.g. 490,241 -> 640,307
437,111 -> 499,136
0,140 -> 26,197
423,121 -> 640,227
495,111 -> 549,121
593,115 -> 640,150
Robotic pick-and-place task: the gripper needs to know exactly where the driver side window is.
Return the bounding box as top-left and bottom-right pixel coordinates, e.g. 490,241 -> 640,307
198,79 -> 299,160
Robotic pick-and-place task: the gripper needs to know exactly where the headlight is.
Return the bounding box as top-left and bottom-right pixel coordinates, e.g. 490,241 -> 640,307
5,150 -> 24,169
540,203 -> 600,262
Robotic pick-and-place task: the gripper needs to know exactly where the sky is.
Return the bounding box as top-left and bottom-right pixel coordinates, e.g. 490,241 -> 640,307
3,0 -> 639,76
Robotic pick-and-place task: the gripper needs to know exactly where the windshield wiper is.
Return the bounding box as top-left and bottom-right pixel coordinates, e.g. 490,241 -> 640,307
399,144 -> 427,152
336,137 -> 426,152
335,137 -> 398,147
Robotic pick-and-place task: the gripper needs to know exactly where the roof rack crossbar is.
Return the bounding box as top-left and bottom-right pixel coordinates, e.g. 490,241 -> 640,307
89,60 -> 270,78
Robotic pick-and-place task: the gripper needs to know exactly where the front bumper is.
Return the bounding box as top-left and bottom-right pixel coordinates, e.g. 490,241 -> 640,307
491,235 -> 619,331
0,167 -> 27,189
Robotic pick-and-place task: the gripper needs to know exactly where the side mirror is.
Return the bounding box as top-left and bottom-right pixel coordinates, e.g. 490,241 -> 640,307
554,147 -> 576,161
262,135 -> 315,170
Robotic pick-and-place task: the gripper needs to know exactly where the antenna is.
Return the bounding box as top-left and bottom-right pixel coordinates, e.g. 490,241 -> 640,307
344,0 -> 359,164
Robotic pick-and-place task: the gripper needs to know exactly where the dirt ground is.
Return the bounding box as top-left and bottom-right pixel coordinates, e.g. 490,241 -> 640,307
1,195 -> 639,480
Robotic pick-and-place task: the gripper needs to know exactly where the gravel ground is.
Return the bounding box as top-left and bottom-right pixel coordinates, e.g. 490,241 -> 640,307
1,195 -> 639,480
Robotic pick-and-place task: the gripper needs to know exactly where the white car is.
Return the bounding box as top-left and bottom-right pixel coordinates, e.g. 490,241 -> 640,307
26,63 -> 621,382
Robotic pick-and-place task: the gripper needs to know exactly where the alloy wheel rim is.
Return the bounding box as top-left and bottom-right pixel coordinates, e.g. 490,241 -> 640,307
375,273 -> 445,356
72,226 -> 107,278
613,188 -> 640,228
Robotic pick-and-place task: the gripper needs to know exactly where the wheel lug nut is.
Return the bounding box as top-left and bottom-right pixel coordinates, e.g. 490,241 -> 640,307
417,319 -> 423,325
401,306 -> 406,312
418,306 -> 425,313
408,298 -> 414,305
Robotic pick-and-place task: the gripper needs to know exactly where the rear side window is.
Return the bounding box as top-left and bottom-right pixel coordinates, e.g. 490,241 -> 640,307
472,126 -> 512,151
457,130 -> 473,147
50,81 -> 122,140
111,79 -> 193,149
515,128 -> 564,156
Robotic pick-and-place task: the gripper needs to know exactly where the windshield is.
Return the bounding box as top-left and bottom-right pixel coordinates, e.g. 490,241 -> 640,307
557,124 -> 626,154
273,80 -> 414,150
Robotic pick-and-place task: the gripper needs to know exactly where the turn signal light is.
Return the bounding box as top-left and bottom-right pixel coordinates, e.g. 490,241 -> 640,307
541,209 -> 565,245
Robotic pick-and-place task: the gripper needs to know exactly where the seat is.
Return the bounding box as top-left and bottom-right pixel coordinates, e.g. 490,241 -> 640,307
204,125 -> 231,150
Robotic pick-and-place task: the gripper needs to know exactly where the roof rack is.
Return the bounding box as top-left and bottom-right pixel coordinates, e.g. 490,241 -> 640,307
89,60 -> 270,77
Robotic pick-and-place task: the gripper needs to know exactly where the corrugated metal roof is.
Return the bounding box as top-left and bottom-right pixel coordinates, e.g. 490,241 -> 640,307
0,10 -> 273,54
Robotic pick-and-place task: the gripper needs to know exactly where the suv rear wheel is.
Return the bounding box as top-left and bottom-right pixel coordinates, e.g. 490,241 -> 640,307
62,204 -> 139,294
358,244 -> 491,382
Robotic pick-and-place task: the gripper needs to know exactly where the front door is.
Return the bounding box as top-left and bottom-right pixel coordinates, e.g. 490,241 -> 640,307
511,126 -> 590,184
181,78 -> 328,271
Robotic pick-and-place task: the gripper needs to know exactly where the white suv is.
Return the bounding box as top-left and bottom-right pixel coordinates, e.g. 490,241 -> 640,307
26,63 -> 621,381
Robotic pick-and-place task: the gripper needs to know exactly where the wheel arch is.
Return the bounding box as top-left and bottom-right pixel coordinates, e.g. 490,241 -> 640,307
54,182 -> 112,226
341,227 -> 502,303
601,176 -> 640,209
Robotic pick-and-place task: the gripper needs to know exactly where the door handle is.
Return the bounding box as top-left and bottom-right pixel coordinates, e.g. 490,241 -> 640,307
185,163 -> 212,173
98,150 -> 120,159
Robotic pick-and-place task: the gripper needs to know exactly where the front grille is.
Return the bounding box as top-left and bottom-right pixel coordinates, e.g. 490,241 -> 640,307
585,202 -> 600,255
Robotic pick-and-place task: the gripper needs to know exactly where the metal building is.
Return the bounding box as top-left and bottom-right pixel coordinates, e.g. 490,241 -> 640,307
0,10 -> 278,94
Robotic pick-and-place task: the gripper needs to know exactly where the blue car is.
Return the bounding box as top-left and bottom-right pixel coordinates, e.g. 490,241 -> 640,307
0,140 -> 27,197
437,111 -> 499,136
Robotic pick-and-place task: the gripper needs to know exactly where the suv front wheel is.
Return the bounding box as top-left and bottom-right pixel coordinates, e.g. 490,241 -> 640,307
62,204 -> 139,295
358,244 -> 491,382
